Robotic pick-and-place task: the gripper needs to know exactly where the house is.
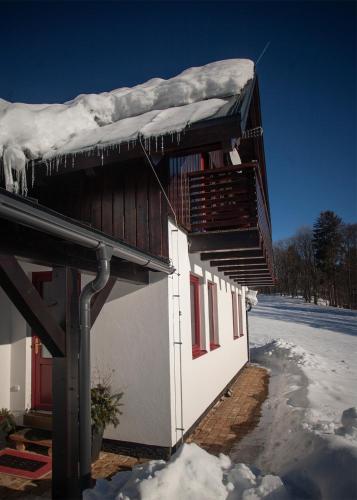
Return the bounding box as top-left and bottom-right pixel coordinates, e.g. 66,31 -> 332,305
0,59 -> 273,497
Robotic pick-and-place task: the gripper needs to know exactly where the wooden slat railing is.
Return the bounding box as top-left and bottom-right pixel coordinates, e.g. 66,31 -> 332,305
188,163 -> 273,266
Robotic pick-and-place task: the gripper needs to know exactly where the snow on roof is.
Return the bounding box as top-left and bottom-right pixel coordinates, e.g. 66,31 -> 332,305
0,59 -> 254,193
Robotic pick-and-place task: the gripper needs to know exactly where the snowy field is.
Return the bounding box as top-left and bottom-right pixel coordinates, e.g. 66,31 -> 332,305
85,295 -> 357,500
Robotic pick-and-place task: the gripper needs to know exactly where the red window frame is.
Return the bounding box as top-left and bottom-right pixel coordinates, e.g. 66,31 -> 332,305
237,293 -> 244,337
232,291 -> 239,339
190,274 -> 206,359
208,281 -> 219,350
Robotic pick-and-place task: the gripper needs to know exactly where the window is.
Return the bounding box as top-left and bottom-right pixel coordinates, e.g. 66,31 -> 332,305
232,291 -> 239,339
208,282 -> 219,349
190,274 -> 205,358
237,293 -> 244,337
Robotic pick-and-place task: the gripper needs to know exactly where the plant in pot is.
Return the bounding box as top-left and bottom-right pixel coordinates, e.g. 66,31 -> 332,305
0,408 -> 16,449
91,374 -> 123,461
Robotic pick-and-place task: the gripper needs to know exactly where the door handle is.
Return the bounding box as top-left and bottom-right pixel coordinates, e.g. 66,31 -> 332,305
34,338 -> 42,355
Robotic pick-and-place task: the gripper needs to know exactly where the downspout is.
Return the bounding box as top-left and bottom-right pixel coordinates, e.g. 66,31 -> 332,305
245,303 -> 251,363
79,243 -> 113,490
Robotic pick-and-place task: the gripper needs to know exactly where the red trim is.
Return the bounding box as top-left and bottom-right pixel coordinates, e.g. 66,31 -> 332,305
190,274 -> 205,359
208,281 -> 219,350
192,348 -> 207,359
31,271 -> 53,411
0,448 -> 51,479
238,293 -> 244,337
232,291 -> 239,339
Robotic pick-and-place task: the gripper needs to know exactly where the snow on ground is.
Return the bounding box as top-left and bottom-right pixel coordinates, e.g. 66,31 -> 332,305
85,295 -> 357,500
84,443 -> 289,500
249,295 -> 357,436
233,295 -> 357,500
0,59 -> 253,192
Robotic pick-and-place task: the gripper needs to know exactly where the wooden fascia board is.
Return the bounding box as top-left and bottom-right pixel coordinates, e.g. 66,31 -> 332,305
0,254 -> 66,356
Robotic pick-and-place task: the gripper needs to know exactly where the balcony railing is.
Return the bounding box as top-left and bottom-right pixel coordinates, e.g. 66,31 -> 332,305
187,163 -> 273,266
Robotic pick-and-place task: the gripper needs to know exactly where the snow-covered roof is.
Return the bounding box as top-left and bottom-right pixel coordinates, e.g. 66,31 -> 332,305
0,59 -> 254,193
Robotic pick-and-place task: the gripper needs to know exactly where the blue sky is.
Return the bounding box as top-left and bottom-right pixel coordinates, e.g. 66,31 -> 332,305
1,1 -> 356,241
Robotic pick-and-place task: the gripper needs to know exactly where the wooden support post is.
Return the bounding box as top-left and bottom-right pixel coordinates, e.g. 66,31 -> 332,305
91,276 -> 116,327
0,254 -> 65,356
51,267 -> 81,499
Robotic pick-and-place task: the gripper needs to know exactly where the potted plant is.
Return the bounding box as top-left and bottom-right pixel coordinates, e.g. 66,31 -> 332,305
91,375 -> 123,461
0,408 -> 16,449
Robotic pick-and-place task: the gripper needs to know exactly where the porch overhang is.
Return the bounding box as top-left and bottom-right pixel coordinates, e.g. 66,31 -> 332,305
0,187 -> 174,498
0,188 -> 174,276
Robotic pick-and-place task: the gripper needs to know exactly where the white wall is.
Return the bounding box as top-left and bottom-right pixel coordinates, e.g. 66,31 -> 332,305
0,246 -> 249,449
90,272 -> 172,447
0,287 -> 12,409
168,221 -> 249,446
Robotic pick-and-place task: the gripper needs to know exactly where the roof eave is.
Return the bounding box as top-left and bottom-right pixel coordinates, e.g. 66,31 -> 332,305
33,112 -> 243,176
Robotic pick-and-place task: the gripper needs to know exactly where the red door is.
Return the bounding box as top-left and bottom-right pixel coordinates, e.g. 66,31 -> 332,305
31,271 -> 53,411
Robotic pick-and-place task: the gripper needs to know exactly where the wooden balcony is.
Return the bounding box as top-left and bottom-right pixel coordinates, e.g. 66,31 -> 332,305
187,163 -> 274,287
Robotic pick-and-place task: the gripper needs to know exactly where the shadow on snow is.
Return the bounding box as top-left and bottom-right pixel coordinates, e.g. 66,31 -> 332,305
251,297 -> 357,337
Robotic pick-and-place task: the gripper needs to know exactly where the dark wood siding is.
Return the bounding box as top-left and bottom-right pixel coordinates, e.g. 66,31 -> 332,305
32,160 -> 169,260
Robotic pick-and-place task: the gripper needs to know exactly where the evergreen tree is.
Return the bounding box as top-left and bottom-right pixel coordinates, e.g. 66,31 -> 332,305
273,213 -> 356,309
312,211 -> 342,306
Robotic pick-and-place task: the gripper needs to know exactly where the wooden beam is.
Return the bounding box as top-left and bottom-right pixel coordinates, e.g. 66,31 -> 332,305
189,229 -> 260,253
91,277 -> 116,327
227,271 -> 271,277
235,281 -> 274,285
217,263 -> 267,271
201,249 -> 264,261
231,276 -> 273,283
52,267 -> 81,499
0,254 -> 65,357
211,258 -> 266,267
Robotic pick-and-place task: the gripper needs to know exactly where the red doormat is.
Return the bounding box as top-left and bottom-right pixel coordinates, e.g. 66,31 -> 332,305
0,448 -> 51,479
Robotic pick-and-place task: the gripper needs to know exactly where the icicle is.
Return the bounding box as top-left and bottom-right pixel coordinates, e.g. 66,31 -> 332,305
101,150 -> 104,166
161,135 -> 164,154
31,161 -> 35,188
72,156 -> 75,168
21,167 -> 28,196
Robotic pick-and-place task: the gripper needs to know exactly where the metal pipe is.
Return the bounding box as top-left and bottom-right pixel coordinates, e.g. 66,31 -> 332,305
79,243 -> 112,490
0,192 -> 174,274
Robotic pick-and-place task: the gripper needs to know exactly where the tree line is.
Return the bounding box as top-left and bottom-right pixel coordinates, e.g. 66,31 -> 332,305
272,211 -> 357,309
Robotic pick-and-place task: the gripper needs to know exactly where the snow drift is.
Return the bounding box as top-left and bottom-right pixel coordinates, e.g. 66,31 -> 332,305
84,443 -> 289,500
0,59 -> 254,193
